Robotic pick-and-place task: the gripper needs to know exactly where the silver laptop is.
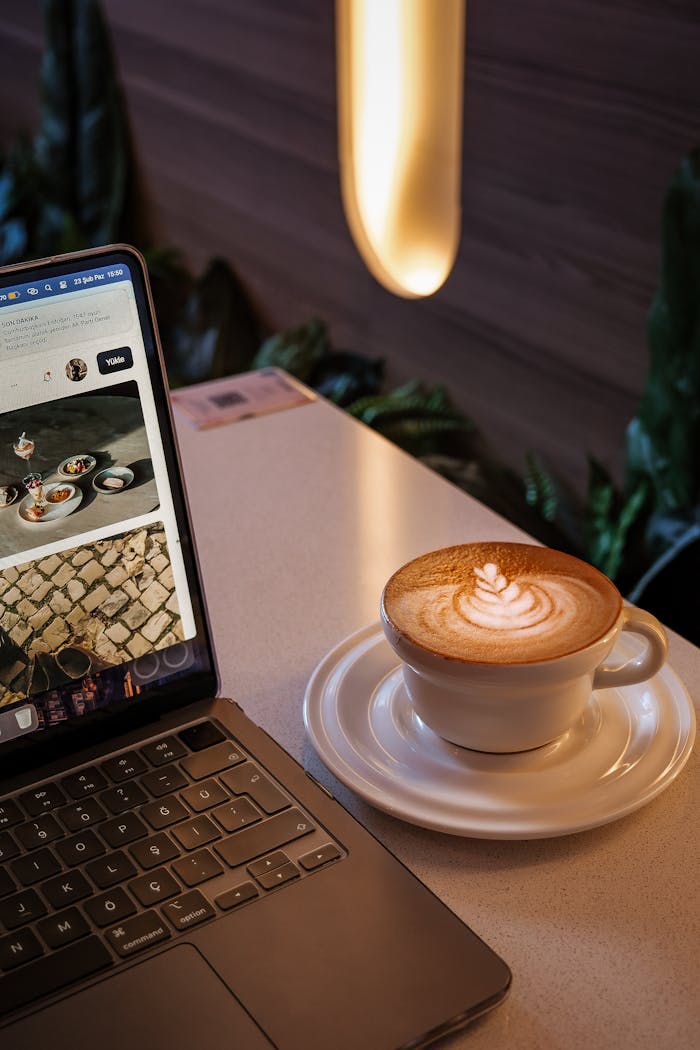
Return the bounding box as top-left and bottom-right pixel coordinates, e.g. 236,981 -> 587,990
0,246 -> 510,1050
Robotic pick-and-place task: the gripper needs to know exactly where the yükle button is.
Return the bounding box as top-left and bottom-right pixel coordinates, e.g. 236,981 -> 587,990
97,346 -> 133,375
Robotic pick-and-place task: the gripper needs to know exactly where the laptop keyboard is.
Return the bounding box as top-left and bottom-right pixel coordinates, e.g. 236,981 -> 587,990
0,719 -> 344,1020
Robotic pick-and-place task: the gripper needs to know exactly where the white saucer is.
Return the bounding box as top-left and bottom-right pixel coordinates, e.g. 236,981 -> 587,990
19,483 -> 83,524
303,623 -> 696,839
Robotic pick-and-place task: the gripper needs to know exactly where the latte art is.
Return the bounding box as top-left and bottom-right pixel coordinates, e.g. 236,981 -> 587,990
382,543 -> 621,664
457,562 -> 556,630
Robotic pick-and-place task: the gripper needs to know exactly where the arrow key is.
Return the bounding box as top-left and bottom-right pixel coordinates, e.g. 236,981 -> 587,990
215,881 -> 259,911
298,844 -> 342,871
256,862 -> 299,890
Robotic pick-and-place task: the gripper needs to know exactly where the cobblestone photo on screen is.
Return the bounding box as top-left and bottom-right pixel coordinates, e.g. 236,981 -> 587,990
0,522 -> 184,708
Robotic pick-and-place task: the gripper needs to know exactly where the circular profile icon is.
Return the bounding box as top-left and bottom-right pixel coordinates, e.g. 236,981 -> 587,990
66,358 -> 88,382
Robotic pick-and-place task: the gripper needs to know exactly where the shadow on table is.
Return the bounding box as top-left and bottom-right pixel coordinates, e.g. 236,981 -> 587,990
127,458 -> 155,490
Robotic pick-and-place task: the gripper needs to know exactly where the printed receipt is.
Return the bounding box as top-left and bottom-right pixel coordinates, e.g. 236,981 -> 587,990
171,369 -> 315,429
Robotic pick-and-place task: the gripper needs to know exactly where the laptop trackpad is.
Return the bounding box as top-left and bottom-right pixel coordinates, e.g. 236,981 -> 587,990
6,944 -> 274,1050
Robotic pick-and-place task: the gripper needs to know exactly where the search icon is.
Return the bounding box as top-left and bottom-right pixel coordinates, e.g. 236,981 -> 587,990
44,283 -> 53,291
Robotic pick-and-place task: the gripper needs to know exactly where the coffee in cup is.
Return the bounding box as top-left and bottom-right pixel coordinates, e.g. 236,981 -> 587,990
381,542 -> 668,752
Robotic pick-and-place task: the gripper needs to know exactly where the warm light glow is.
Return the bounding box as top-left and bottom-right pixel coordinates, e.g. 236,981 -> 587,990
337,0 -> 465,298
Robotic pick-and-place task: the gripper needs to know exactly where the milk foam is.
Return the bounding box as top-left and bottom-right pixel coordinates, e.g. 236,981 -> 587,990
459,562 -> 555,630
383,544 -> 620,663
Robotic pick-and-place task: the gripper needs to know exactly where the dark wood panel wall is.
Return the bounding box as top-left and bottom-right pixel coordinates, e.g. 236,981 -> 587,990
1,1 -> 699,495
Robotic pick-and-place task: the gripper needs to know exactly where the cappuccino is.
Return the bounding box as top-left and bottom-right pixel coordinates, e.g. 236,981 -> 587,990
382,543 -> 621,664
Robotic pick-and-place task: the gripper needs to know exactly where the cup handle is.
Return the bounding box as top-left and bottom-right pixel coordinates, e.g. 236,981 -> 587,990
592,606 -> 668,690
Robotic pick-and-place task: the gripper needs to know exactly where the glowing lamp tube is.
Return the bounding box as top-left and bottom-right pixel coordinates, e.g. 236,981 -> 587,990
336,0 -> 465,298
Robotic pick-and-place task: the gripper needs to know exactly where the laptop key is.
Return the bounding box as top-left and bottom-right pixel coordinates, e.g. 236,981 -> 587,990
0,888 -> 47,930
220,763 -> 290,814
58,797 -> 107,833
0,869 -> 15,899
141,795 -> 189,831
212,797 -> 261,833
298,844 -> 341,871
56,830 -> 106,867
171,816 -> 221,851
37,907 -> 90,950
0,927 -> 44,971
215,881 -> 259,911
85,887 -> 137,928
0,830 -> 19,863
128,867 -> 181,907
101,782 -> 149,815
86,850 -> 138,889
140,765 -> 188,797
42,870 -> 92,909
102,751 -> 147,783
11,847 -> 61,886
180,779 -> 229,813
171,848 -> 224,887
100,812 -> 148,848
256,862 -> 300,891
178,721 -> 225,752
15,815 -> 63,850
0,799 -> 24,830
130,833 -> 180,870
179,741 -> 245,781
140,735 -> 187,767
19,783 -> 67,817
104,910 -> 170,958
0,937 -> 112,1018
62,766 -> 108,799
215,809 -> 315,869
247,851 -> 289,878
162,890 -> 216,931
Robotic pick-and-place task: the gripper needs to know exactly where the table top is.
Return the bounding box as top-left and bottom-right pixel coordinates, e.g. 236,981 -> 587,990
174,394 -> 699,1050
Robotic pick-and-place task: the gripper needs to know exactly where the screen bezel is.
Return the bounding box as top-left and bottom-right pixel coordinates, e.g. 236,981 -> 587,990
0,245 -> 218,781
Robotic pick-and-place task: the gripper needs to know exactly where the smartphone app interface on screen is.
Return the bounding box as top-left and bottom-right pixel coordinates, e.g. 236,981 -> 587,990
0,261 -> 197,738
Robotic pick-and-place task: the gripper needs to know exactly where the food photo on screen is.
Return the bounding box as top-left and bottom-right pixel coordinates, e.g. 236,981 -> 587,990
0,379 -> 159,558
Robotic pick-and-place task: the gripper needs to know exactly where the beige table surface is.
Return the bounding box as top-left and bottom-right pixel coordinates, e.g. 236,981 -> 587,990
175,395 -> 699,1050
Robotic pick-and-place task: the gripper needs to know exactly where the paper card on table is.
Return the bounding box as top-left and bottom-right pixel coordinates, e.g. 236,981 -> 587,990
171,369 -> 315,430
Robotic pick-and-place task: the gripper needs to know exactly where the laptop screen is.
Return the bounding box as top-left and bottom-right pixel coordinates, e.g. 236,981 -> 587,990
0,248 -> 216,772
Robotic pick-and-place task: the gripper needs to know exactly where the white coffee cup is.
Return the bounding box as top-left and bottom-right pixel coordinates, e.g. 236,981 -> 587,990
380,542 -> 668,753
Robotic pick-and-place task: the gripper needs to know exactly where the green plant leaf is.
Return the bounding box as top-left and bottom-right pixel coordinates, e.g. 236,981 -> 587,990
625,147 -> 700,513
626,522 -> 700,644
0,218 -> 27,261
346,382 -> 475,458
159,258 -> 261,389
0,138 -> 45,263
524,452 -> 558,522
586,457 -> 648,580
35,0 -> 127,246
309,351 -> 384,406
253,319 -> 329,382
348,383 -> 469,423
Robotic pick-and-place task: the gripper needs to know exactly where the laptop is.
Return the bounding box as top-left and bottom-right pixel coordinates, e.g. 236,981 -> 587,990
0,246 -> 510,1049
